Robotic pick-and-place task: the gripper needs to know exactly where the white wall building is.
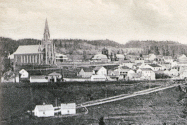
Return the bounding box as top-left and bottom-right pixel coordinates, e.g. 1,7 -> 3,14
93,66 -> 107,75
61,103 -> 76,115
137,68 -> 155,80
34,104 -> 54,117
19,69 -> 29,78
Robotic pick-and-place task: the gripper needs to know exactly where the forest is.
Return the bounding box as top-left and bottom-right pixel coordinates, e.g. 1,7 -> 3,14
1,37 -> 187,58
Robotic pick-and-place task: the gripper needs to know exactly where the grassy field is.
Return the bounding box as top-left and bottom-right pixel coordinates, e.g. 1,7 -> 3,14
0,82 -> 186,125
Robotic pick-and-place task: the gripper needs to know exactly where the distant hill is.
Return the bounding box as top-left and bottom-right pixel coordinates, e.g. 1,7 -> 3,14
1,37 -> 187,58
124,40 -> 182,48
124,40 -> 187,57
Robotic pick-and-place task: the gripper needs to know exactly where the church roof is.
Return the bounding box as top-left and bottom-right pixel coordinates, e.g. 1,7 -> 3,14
13,45 -> 43,55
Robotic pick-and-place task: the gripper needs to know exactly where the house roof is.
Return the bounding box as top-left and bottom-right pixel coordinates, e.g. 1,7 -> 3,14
140,68 -> 153,71
116,54 -> 124,59
93,66 -> 104,71
61,103 -> 76,109
35,104 -> 54,111
13,45 -> 43,55
163,56 -> 172,60
19,69 -> 28,74
148,64 -> 161,67
81,67 -> 94,72
92,54 -> 107,60
48,72 -> 61,76
104,65 -> 119,70
91,74 -> 106,78
121,66 -> 130,69
30,75 -> 47,79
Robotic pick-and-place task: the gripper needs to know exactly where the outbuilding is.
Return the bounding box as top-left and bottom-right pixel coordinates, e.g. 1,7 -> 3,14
34,104 -> 54,117
61,103 -> 76,115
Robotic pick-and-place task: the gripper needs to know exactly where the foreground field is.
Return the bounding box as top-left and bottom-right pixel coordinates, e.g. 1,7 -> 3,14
0,82 -> 187,124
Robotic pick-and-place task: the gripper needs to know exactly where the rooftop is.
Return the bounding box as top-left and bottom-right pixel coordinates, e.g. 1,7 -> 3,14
13,45 -> 43,55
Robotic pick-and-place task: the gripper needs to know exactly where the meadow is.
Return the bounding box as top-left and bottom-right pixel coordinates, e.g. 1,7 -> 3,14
0,81 -> 186,125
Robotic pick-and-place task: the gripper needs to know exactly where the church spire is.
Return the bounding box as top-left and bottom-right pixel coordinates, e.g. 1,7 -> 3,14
43,18 -> 50,41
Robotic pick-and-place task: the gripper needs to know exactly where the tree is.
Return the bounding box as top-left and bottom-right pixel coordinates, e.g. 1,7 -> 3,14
99,117 -> 105,125
83,51 -> 87,61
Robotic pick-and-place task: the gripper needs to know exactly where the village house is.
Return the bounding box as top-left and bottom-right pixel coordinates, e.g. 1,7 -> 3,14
34,104 -> 54,117
19,69 -> 29,78
137,68 -> 155,80
163,56 -> 173,63
164,69 -> 178,77
91,54 -> 108,62
77,67 -> 94,78
93,66 -> 107,75
61,103 -> 76,115
134,57 -> 144,64
48,72 -> 62,82
140,63 -> 162,71
116,54 -> 124,61
56,53 -> 68,63
143,54 -> 156,61
180,70 -> 187,79
30,75 -> 48,83
91,74 -> 106,81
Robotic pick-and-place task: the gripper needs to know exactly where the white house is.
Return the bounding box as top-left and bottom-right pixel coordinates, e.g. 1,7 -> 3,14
77,67 -> 94,78
140,63 -> 162,71
116,54 -> 124,61
30,75 -> 48,83
93,66 -> 107,75
56,53 -> 68,62
91,75 -> 106,81
143,54 -> 156,61
19,69 -> 29,78
180,70 -> 187,79
34,104 -> 54,117
163,56 -> 173,63
137,68 -> 155,80
48,72 -> 62,82
61,103 -> 76,115
92,54 -> 108,62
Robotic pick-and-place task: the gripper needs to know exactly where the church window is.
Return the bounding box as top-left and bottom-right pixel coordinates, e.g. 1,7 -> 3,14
35,55 -> 37,63
24,56 -> 26,63
30,55 -> 31,63
27,55 -> 28,63
21,56 -> 23,63
32,55 -> 34,63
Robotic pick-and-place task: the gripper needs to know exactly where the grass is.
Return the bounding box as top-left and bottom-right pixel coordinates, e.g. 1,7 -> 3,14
0,82 -> 186,124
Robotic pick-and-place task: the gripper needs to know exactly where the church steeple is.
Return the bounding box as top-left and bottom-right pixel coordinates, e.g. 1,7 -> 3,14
43,18 -> 50,41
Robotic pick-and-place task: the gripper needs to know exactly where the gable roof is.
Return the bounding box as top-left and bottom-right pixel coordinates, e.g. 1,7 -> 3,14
61,103 -> 76,109
35,104 -> 54,111
148,64 -> 161,67
140,68 -> 153,71
13,45 -> 43,55
93,66 -> 104,71
92,54 -> 107,60
104,65 -> 119,70
48,72 -> 61,76
82,67 -> 94,72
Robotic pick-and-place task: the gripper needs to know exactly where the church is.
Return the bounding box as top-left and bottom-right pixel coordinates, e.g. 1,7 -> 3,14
13,19 -> 56,65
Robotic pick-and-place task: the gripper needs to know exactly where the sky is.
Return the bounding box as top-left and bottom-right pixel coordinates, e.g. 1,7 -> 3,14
1,0 -> 187,44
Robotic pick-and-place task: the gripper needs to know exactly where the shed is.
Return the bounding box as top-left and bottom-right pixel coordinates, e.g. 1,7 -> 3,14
61,103 -> 76,115
34,104 -> 54,117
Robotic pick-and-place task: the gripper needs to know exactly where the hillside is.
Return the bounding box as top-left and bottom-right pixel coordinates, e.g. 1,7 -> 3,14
1,37 -> 187,59
125,40 -> 187,57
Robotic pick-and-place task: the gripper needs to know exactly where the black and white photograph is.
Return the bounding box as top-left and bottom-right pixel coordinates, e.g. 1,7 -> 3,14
1,0 -> 187,124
